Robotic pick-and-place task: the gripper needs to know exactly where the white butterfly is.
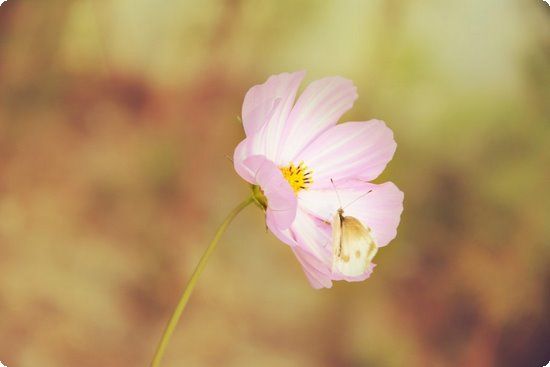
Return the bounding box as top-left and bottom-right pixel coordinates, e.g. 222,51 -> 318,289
329,181 -> 378,277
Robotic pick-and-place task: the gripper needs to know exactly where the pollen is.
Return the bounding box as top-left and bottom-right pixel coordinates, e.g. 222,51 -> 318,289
280,162 -> 313,193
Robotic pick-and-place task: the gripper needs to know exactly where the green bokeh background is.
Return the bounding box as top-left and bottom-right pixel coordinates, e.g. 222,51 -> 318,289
0,1 -> 549,366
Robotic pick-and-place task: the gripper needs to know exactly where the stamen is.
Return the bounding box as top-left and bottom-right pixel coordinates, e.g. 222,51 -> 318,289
280,162 -> 313,193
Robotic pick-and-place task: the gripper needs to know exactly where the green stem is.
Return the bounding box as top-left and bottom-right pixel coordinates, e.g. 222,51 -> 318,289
150,196 -> 255,367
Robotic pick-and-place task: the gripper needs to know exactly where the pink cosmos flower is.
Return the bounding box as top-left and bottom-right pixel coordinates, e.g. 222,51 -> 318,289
233,71 -> 404,289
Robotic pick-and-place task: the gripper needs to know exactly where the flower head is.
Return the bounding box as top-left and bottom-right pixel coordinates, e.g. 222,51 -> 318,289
234,71 -> 403,288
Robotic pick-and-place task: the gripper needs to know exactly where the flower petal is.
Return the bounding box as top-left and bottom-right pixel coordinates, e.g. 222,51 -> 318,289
288,208 -> 379,288
295,120 -> 396,188
331,263 -> 376,282
267,201 -> 384,288
233,138 -> 255,183
265,209 -> 333,289
277,76 -> 358,164
290,209 -> 334,288
299,181 -> 404,247
233,95 -> 285,175
242,71 -> 305,136
292,246 -> 333,289
291,208 -> 333,264
351,182 -> 404,247
266,219 -> 296,247
242,155 -> 297,230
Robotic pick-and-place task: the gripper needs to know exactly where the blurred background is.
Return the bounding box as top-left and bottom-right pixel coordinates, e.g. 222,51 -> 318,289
0,1 -> 549,366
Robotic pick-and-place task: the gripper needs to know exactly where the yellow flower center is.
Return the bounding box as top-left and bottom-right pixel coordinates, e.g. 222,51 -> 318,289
280,162 -> 313,193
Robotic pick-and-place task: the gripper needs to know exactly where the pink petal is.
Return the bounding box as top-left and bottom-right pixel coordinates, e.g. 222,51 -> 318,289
242,71 -> 305,140
267,203 -> 384,288
236,72 -> 304,165
351,182 -> 404,247
277,77 -> 358,164
267,207 -> 334,289
332,263 -> 376,282
266,219 -> 296,247
295,120 -> 396,189
288,208 -> 378,288
242,155 -> 297,230
290,209 -> 334,289
291,208 -> 333,264
298,181 -> 404,247
233,96 -> 284,175
292,246 -> 333,289
233,138 -> 254,183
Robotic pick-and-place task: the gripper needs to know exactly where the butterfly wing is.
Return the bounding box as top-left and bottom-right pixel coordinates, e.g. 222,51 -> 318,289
331,210 -> 342,259
332,215 -> 378,276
